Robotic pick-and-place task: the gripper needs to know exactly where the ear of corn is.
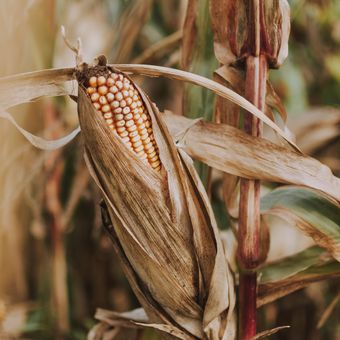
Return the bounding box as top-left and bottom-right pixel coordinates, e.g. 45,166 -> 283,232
77,62 -> 236,339
85,72 -> 161,171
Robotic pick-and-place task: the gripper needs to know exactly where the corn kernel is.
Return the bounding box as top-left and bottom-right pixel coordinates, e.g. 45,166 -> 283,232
85,71 -> 161,171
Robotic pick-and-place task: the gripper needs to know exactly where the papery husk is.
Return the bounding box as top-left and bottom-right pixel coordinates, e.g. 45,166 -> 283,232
210,0 -> 290,68
77,65 -> 236,339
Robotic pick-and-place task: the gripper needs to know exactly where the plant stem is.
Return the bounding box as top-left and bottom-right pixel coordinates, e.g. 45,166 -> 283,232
238,52 -> 267,340
237,0 -> 268,336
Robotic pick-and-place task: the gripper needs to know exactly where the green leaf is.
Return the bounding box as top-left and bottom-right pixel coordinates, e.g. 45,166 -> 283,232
258,258 -> 340,307
261,186 -> 340,261
259,246 -> 327,284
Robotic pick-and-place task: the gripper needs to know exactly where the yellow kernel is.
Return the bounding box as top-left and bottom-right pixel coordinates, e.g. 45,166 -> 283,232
99,96 -> 107,105
141,114 -> 147,120
138,123 -> 146,130
116,81 -> 123,89
123,107 -> 130,114
108,124 -> 115,130
125,120 -> 134,128
106,93 -> 115,102
147,147 -> 155,156
116,126 -> 126,133
134,145 -> 144,152
148,151 -> 157,159
106,118 -> 113,125
124,113 -> 133,120
103,112 -> 112,119
149,154 -> 159,162
97,76 -> 106,86
89,77 -> 97,87
131,135 -> 141,143
111,101 -> 120,108
110,86 -> 118,94
87,87 -> 96,94
133,140 -> 142,148
133,95 -> 138,101
112,73 -> 119,80
127,125 -> 137,132
131,102 -> 137,109
116,120 -> 125,127
133,108 -> 140,115
115,92 -> 123,101
106,78 -> 115,87
122,90 -> 129,98
151,159 -> 161,167
139,128 -> 147,136
129,90 -> 134,97
136,118 -> 144,125
120,131 -> 129,138
114,107 -> 123,114
98,86 -> 108,95
142,136 -> 151,143
121,136 -> 130,143
126,98 -> 133,105
120,100 -> 127,107
129,130 -> 139,137
144,142 -> 153,151
137,101 -> 142,107
92,102 -> 99,110
101,104 -> 110,113
123,82 -> 130,90
115,114 -> 124,120
91,93 -> 100,102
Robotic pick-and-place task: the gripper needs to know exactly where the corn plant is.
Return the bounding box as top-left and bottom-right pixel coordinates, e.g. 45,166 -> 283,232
0,1 -> 339,339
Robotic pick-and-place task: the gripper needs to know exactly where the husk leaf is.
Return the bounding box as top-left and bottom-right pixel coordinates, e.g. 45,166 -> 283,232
77,71 -> 235,339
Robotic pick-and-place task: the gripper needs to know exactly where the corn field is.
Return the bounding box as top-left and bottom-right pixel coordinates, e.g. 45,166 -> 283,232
0,1 -> 339,339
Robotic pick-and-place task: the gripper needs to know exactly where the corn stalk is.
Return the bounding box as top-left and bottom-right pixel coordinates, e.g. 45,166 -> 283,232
237,2 -> 289,339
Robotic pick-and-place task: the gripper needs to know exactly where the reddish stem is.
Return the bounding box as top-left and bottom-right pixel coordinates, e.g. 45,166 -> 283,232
238,54 -> 267,339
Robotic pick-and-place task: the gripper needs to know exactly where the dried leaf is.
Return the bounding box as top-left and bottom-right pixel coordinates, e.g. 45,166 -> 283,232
163,113 -> 340,201
215,65 -> 287,123
317,292 -> 340,329
210,0 -> 290,67
112,0 -> 152,63
0,107 -> 80,150
0,68 -> 74,109
250,326 -> 290,340
0,65 -> 298,148
115,64 -> 298,149
291,107 -> 340,154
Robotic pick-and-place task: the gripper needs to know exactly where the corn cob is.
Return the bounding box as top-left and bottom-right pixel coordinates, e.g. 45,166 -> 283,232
85,72 -> 161,171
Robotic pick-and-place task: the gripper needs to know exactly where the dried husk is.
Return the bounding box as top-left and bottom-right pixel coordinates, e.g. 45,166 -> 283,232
210,0 -> 290,68
77,65 -> 235,339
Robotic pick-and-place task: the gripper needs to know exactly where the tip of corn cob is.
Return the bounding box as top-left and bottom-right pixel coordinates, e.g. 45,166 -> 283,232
82,69 -> 161,172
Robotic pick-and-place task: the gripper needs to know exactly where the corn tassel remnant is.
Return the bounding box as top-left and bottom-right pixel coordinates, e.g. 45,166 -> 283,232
85,72 -> 161,171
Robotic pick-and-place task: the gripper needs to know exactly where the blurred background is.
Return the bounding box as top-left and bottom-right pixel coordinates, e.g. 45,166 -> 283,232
0,0 -> 339,339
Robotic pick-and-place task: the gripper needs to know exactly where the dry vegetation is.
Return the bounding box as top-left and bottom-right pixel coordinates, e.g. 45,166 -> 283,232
0,1 -> 339,339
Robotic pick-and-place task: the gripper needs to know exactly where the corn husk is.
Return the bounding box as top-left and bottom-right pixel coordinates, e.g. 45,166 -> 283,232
210,0 -> 290,68
77,64 -> 236,339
